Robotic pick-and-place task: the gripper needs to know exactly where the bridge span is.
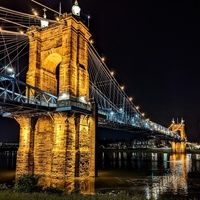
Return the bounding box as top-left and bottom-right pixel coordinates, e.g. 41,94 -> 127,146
0,72 -> 180,140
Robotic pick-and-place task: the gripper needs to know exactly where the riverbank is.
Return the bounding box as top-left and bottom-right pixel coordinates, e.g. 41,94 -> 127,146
1,149 -> 200,199
0,190 -> 131,200
0,190 -> 198,200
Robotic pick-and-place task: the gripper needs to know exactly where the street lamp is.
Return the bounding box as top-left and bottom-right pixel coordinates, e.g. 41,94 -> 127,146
101,57 -> 105,62
0,66 -> 14,74
87,15 -> 90,27
120,86 -> 124,90
89,39 -> 94,44
7,67 -> 14,73
32,9 -> 38,16
129,97 -> 133,101
3,66 -> 16,78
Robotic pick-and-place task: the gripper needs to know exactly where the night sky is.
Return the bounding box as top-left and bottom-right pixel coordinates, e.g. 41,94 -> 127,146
1,0 -> 200,142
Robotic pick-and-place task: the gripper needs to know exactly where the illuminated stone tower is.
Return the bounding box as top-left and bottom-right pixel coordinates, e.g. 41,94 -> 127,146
15,4 -> 97,192
171,119 -> 187,153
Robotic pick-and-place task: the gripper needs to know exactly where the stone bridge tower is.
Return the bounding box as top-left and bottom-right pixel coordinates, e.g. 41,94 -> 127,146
171,119 -> 187,153
15,4 -> 97,192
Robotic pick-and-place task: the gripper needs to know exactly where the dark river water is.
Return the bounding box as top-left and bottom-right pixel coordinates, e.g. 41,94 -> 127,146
1,150 -> 200,199
0,150 -> 16,185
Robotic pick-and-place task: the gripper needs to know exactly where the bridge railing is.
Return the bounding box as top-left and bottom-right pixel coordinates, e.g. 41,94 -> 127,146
0,73 -> 57,107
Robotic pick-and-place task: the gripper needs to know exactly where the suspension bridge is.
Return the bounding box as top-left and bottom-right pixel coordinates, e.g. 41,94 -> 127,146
0,4 -> 180,141
0,1 -> 186,190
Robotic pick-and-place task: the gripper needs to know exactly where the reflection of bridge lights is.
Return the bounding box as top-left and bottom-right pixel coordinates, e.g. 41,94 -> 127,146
145,186 -> 151,200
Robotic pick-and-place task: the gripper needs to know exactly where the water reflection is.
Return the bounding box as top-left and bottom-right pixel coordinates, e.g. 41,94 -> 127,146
1,150 -> 200,198
149,154 -> 189,198
98,151 -> 200,199
0,150 -> 16,184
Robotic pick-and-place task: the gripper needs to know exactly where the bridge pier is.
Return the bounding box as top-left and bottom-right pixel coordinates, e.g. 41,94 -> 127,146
14,8 -> 97,193
15,117 -> 36,176
171,121 -> 187,153
15,108 -> 97,191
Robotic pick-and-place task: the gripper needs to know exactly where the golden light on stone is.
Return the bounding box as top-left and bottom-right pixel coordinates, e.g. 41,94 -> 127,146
171,123 -> 186,153
55,125 -> 62,146
149,153 -> 188,198
22,127 -> 29,145
15,13 -> 96,193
